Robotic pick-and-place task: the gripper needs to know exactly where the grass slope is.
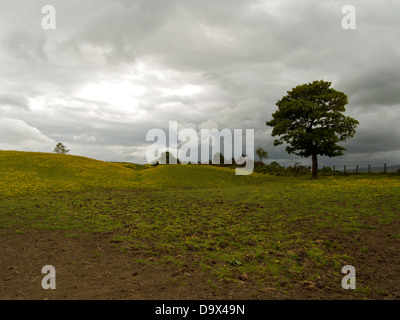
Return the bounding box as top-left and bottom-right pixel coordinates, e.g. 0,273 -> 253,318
1,150 -> 400,298
0,151 -> 270,197
0,151 -> 146,197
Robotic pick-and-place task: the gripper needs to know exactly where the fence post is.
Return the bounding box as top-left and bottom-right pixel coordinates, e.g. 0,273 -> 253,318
384,163 -> 387,174
355,165 -> 358,174
333,165 -> 335,175
368,164 -> 371,174
344,165 -> 346,174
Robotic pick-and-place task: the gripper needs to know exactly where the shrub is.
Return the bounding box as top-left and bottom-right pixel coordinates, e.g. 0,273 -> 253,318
320,166 -> 333,173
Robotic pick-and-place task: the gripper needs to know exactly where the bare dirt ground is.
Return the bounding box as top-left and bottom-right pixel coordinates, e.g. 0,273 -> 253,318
0,229 -> 262,300
1,226 -> 399,300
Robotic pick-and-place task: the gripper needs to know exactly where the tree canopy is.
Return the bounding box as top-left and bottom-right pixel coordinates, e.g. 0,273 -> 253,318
266,80 -> 359,178
256,147 -> 268,162
53,142 -> 70,154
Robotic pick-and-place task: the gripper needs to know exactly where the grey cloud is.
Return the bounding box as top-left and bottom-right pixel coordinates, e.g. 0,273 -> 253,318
339,63 -> 400,108
0,118 -> 55,151
0,0 -> 399,165
0,94 -> 30,110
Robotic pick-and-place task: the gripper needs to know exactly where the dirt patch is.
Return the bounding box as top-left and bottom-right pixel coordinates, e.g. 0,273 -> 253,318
0,229 -> 261,300
1,224 -> 399,300
315,223 -> 400,299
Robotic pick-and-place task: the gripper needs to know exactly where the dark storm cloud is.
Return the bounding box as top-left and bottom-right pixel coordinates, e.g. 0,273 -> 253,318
339,63 -> 400,108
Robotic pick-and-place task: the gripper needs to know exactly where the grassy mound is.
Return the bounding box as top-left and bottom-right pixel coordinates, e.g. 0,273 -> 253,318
0,150 -> 272,197
0,151 -> 145,197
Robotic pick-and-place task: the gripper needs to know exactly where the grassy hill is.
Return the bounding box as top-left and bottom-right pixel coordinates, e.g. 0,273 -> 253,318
0,151 -> 145,197
1,150 -> 400,299
0,150 -> 274,197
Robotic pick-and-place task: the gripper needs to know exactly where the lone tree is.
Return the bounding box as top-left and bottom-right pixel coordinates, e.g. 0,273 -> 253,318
158,151 -> 179,164
266,80 -> 359,179
53,142 -> 70,154
256,147 -> 268,162
212,152 -> 224,165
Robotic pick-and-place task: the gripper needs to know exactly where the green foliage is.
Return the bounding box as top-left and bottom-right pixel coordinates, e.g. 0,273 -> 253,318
267,80 -> 359,158
158,151 -> 179,164
53,142 -> 70,154
212,152 -> 225,165
266,80 -> 359,178
256,147 -> 268,161
253,161 -> 310,176
253,161 -> 283,174
285,162 -> 311,176
320,166 -> 333,173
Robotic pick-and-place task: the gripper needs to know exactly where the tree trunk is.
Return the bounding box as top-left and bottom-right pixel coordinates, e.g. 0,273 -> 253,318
311,154 -> 319,179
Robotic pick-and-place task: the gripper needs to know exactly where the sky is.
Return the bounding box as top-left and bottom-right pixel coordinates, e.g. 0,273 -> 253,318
0,0 -> 399,168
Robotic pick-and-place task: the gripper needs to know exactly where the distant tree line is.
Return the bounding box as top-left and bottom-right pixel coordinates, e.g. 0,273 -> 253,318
152,149 -> 314,176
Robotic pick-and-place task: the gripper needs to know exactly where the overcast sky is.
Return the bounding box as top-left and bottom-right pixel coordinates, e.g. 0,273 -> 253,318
1,0 -> 399,167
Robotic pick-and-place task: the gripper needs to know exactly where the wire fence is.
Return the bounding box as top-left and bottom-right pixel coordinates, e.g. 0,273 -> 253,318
323,164 -> 400,174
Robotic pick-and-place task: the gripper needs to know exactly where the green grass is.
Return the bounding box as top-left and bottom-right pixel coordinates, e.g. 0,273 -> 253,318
1,150 -> 399,295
